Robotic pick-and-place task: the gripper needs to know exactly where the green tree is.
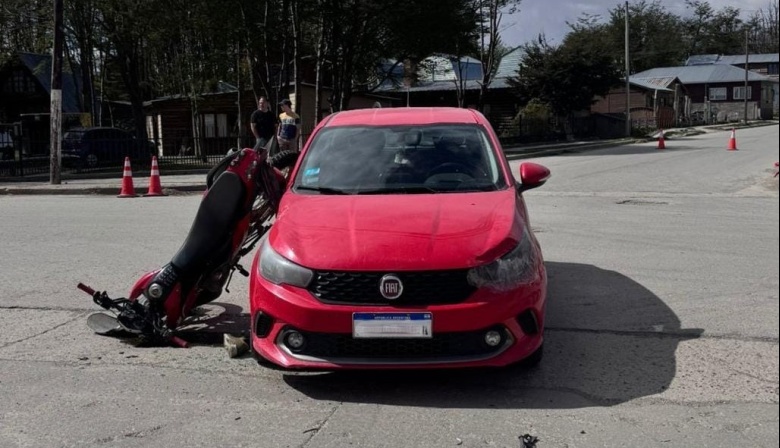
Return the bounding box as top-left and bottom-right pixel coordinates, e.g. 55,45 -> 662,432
508,34 -> 621,137
0,0 -> 52,64
473,0 -> 521,110
703,5 -> 745,54
747,0 -> 779,53
95,0 -> 162,138
607,0 -> 687,72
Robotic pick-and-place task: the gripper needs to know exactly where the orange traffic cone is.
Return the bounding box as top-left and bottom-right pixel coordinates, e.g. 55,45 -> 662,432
727,128 -> 738,151
117,157 -> 138,198
657,129 -> 666,150
144,156 -> 166,197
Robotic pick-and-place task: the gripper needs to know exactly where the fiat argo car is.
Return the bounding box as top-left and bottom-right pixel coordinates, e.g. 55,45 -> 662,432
249,107 -> 550,369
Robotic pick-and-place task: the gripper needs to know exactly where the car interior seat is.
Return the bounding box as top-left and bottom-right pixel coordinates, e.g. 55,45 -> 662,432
382,130 -> 425,185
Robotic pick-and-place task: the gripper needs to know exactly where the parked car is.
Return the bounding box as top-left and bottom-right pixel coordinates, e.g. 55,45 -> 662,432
249,107 -> 551,370
62,127 -> 155,168
0,129 -> 13,161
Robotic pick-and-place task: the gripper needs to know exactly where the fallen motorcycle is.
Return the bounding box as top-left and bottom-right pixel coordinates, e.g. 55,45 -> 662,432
78,140 -> 299,347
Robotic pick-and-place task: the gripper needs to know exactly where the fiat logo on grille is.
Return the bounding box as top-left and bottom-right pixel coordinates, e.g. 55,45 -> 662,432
379,274 -> 403,300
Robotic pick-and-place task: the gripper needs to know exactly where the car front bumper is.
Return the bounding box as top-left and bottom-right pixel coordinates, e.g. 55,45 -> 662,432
249,267 -> 546,370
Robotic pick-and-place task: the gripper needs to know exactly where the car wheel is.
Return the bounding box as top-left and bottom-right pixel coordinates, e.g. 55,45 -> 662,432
85,152 -> 98,168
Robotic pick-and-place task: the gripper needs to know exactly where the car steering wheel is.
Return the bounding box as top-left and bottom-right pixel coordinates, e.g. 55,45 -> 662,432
426,162 -> 485,179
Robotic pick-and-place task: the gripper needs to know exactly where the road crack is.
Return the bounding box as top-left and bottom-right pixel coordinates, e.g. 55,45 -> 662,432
299,403 -> 342,447
0,311 -> 88,349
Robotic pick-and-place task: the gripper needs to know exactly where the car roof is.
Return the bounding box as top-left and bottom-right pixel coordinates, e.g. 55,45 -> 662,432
323,107 -> 482,127
68,127 -> 126,133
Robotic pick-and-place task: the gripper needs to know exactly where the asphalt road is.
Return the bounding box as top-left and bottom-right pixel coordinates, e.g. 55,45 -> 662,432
0,125 -> 777,448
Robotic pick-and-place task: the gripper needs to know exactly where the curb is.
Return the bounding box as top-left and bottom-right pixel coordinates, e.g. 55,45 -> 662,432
1,168 -> 212,183
504,139 -> 638,160
0,184 -> 205,196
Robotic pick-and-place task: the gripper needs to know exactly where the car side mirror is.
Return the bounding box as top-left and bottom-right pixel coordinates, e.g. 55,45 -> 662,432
516,162 -> 550,192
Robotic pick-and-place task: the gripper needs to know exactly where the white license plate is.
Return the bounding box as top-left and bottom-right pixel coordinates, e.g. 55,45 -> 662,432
352,312 -> 433,339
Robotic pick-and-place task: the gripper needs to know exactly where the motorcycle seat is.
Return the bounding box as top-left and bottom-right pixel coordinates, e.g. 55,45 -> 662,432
171,171 -> 247,277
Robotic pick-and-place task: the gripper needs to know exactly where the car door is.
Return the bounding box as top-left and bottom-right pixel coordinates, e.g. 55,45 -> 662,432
108,129 -> 132,162
84,129 -> 111,166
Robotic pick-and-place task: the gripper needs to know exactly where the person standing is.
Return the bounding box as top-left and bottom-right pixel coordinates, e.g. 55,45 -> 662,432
277,99 -> 300,152
250,96 -> 275,149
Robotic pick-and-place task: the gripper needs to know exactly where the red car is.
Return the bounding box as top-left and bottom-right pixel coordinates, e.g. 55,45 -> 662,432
249,107 -> 550,369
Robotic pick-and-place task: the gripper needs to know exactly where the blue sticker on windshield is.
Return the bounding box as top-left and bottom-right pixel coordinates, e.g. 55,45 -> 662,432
304,167 -> 320,177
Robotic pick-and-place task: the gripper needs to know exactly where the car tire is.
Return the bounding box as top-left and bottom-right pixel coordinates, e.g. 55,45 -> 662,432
85,152 -> 98,168
268,150 -> 299,171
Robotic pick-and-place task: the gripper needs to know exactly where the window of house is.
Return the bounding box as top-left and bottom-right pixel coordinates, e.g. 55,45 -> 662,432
202,113 -> 228,138
203,114 -> 216,138
768,63 -> 779,75
709,87 -> 727,101
217,114 -> 227,138
733,86 -> 752,100
3,70 -> 37,94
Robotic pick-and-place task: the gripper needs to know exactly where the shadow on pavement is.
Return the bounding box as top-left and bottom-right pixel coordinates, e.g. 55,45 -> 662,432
557,143 -> 707,157
282,261 -> 703,409
175,303 -> 250,345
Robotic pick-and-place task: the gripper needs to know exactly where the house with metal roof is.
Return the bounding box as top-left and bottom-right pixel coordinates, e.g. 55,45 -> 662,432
374,54 -> 485,103
0,52 -> 85,123
630,65 -> 775,122
591,75 -> 688,129
685,53 -> 779,76
0,52 -> 90,156
373,48 -> 526,136
684,53 -> 779,113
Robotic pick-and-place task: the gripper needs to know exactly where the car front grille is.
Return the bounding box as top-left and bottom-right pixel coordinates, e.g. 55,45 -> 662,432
308,270 -> 476,305
286,326 -> 509,360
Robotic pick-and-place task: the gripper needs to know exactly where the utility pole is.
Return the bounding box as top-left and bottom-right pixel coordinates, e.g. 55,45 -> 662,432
236,42 -> 242,150
625,1 -> 631,137
744,27 -> 750,124
50,0 -> 63,184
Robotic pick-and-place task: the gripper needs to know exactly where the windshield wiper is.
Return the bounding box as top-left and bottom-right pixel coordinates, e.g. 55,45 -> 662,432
295,185 -> 351,195
356,186 -> 440,195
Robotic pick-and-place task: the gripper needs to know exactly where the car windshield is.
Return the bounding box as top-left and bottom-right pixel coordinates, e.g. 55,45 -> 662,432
63,131 -> 84,141
293,124 -> 506,194
0,131 -> 12,147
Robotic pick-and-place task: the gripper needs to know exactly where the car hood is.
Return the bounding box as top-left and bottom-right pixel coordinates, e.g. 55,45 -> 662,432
269,189 -> 523,271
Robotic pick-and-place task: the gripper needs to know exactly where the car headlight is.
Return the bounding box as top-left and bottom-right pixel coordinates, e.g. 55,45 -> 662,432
258,237 -> 314,287
467,225 -> 539,291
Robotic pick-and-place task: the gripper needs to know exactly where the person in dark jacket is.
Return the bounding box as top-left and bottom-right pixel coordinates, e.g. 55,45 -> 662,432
250,96 -> 275,148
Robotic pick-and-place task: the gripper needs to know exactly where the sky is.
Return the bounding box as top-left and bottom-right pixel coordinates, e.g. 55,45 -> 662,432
499,0 -> 773,48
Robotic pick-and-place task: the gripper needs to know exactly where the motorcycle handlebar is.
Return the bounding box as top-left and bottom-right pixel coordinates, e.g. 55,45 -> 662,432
77,283 -> 96,296
170,336 -> 190,348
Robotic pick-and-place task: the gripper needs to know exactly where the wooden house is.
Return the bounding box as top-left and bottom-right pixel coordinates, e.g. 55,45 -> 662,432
143,84 -> 397,157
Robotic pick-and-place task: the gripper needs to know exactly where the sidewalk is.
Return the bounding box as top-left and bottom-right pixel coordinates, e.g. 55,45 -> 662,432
503,137 -> 638,160
0,139 -> 648,195
0,173 -> 207,196
3,121 -> 774,196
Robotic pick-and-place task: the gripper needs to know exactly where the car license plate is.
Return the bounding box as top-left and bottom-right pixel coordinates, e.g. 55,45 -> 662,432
352,312 -> 432,339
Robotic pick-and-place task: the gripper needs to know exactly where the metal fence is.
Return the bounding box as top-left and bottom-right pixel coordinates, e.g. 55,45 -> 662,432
497,113 -> 628,146
1,117 -> 631,180
0,132 -> 316,180
0,135 -> 231,180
